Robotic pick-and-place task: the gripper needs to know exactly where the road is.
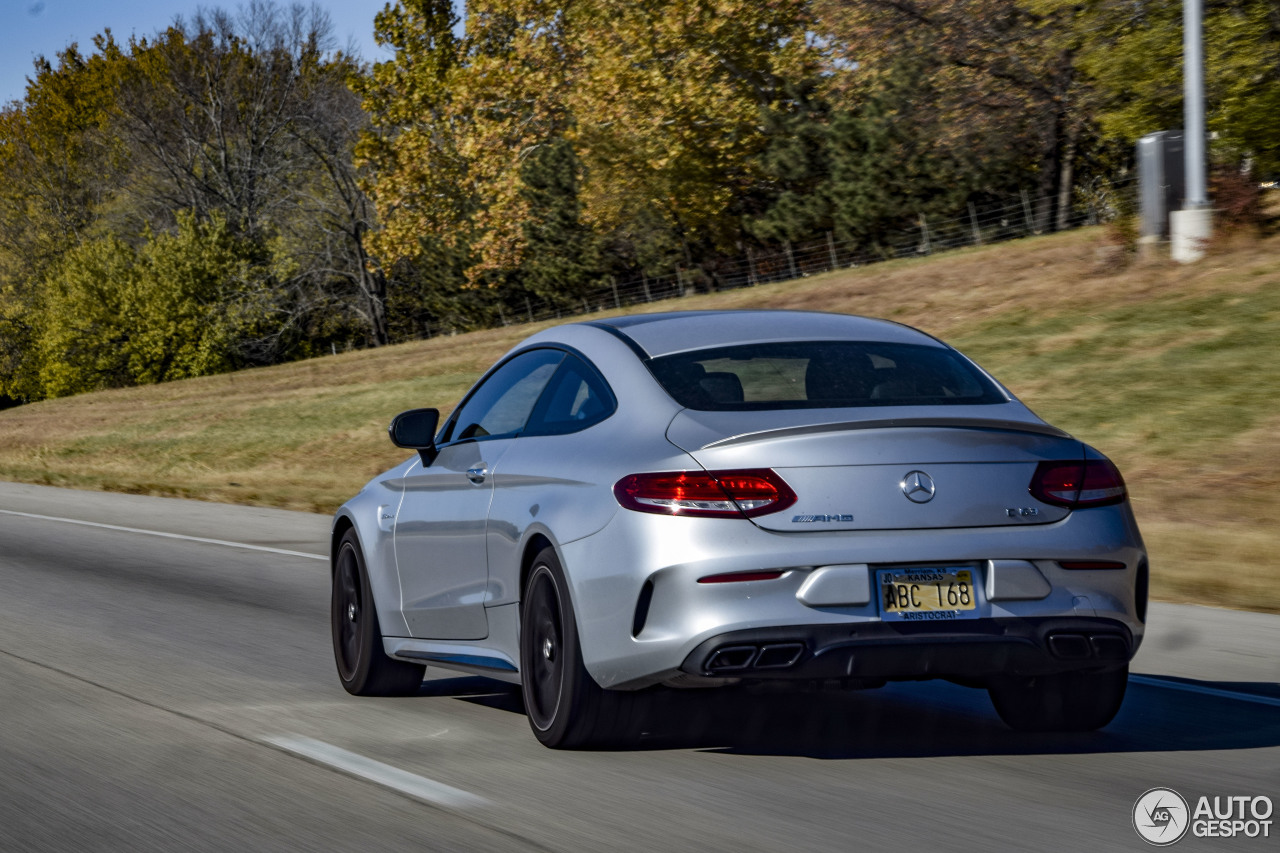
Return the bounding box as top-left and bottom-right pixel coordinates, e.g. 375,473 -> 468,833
0,481 -> 1276,852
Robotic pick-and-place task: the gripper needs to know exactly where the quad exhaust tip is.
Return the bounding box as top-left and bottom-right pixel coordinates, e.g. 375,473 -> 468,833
1046,632 -> 1129,661
705,643 -> 805,673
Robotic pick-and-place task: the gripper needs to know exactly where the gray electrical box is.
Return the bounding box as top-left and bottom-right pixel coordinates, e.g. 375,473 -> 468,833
1137,131 -> 1186,239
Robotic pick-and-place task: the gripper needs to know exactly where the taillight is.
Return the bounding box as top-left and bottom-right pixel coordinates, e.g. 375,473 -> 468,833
1030,459 -> 1127,508
613,469 -> 797,518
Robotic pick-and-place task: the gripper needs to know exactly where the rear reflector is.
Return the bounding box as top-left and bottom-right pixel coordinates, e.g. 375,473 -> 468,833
697,570 -> 786,584
1058,560 -> 1127,570
613,469 -> 797,518
1029,459 -> 1127,508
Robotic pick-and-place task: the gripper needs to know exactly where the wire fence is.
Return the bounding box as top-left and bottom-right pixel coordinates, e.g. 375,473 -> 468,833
420,178 -> 1136,335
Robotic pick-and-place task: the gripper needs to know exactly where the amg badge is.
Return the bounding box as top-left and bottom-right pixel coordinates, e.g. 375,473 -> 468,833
792,514 -> 854,523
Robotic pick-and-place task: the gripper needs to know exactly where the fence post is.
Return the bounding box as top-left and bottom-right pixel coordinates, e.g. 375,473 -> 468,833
968,202 -> 983,245
610,275 -> 620,309
919,213 -> 931,254
641,272 -> 651,302
676,267 -> 685,297
525,296 -> 534,323
826,231 -> 839,270
747,247 -> 757,285
785,240 -> 798,279
497,304 -> 507,326
1021,189 -> 1037,234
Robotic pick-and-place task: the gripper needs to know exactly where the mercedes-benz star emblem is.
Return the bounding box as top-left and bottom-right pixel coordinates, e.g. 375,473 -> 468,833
901,471 -> 936,503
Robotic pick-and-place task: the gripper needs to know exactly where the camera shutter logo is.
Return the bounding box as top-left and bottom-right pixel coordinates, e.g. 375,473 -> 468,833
1134,788 -> 1190,846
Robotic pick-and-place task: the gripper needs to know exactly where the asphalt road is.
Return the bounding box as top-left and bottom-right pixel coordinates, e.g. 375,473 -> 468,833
0,481 -> 1276,852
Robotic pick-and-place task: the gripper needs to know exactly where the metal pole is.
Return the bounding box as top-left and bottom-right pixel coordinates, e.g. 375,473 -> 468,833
1184,0 -> 1208,207
1170,0 -> 1212,261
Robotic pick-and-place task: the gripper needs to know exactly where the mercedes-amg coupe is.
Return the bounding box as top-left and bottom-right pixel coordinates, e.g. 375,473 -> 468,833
331,310 -> 1147,748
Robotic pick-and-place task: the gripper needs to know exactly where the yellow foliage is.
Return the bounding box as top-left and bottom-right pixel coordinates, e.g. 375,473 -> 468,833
359,0 -> 818,280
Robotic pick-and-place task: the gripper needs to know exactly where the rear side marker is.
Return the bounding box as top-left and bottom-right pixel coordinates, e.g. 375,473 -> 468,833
1058,560 -> 1127,570
697,570 -> 786,584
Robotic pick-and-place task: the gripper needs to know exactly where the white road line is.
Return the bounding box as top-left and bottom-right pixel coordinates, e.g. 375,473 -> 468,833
1131,674 -> 1280,708
0,509 -> 327,561
262,735 -> 487,809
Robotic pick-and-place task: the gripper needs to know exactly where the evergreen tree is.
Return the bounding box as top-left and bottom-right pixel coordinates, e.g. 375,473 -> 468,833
517,138 -> 602,309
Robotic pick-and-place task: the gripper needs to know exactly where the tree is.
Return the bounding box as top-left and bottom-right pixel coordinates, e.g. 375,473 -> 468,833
0,39 -> 127,402
355,0 -> 470,275
1049,0 -> 1280,174
567,0 -> 819,257
358,0 -> 820,288
517,137 -> 602,308
2,2 -> 390,401
35,214 -> 281,398
816,0 -> 1093,231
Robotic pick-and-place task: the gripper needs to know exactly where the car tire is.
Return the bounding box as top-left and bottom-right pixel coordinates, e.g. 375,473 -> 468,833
520,547 -> 639,749
987,665 -> 1128,732
332,529 -> 425,696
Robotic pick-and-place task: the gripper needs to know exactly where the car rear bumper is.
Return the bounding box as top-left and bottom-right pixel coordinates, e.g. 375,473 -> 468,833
560,503 -> 1146,689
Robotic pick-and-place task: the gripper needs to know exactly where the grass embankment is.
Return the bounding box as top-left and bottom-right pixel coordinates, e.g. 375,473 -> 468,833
2,227 -> 1278,612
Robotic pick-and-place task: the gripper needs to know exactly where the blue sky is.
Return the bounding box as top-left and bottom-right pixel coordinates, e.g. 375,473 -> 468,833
2,1 -> 458,105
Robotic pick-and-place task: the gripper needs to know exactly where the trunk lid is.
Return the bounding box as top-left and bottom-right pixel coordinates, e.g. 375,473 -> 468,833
666,405 -> 1081,531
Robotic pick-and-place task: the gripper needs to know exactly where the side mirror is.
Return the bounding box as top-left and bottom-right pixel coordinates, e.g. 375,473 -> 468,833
388,408 -> 440,466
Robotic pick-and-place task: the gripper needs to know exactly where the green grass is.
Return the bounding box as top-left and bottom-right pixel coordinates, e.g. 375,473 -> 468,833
954,285 -> 1280,461
2,225 -> 1278,611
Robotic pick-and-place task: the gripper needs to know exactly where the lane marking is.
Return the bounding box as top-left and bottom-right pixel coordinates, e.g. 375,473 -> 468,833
0,509 -> 327,561
262,735 -> 487,809
1131,674 -> 1280,708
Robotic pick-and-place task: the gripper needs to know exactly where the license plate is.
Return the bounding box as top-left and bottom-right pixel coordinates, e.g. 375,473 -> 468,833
878,567 -> 979,622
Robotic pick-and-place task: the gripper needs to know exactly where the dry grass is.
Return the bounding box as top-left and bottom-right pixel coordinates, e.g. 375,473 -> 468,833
2,224 -> 1278,611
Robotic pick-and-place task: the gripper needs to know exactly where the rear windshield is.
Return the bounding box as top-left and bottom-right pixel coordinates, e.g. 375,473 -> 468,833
649,341 -> 1006,411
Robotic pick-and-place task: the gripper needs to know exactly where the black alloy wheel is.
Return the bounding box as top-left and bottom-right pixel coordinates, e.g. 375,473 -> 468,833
523,564 -> 566,732
519,547 -> 642,749
331,529 -> 425,696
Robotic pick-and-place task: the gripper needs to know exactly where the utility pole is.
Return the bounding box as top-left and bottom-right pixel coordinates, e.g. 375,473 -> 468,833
1171,0 -> 1213,262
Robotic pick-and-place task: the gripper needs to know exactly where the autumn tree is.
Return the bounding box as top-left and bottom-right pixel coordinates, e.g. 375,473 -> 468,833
566,0 -> 819,267
0,40 -> 127,402
356,0 -> 470,267
1,1 -> 397,400
817,0 -> 1094,231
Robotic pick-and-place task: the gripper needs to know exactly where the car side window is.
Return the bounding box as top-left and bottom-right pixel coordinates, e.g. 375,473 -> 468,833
444,349 -> 565,443
523,354 -> 616,436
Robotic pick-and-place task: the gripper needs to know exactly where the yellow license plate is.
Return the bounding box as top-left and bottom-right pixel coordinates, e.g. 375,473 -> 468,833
878,567 -> 979,622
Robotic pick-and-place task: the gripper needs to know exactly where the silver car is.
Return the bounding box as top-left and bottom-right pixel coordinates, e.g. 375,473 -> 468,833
331,310 -> 1146,748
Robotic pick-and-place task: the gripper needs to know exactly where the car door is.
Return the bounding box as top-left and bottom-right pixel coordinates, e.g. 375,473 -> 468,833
394,348 -> 564,639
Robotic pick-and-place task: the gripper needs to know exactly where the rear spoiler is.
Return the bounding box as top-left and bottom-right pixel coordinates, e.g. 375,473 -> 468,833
701,417 -> 1072,450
